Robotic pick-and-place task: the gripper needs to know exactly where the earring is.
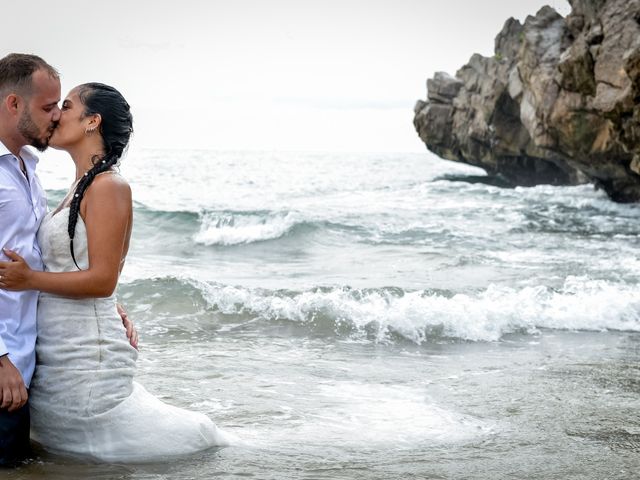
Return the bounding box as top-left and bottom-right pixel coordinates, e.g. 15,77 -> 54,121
85,126 -> 97,136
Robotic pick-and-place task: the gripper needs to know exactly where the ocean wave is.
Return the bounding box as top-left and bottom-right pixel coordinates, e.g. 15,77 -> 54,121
124,192 -> 638,250
130,204 -> 474,248
129,205 -> 384,247
192,211 -> 307,246
119,276 -> 640,343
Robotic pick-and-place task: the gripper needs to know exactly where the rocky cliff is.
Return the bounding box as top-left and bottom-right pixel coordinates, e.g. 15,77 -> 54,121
413,0 -> 640,202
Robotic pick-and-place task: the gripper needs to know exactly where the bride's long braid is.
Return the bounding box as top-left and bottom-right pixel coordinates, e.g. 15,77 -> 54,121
67,83 -> 133,269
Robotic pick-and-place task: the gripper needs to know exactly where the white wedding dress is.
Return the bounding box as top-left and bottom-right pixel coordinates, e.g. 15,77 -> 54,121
29,206 -> 230,462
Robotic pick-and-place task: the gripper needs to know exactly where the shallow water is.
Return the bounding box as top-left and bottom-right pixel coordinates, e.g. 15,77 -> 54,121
10,330 -> 640,479
9,149 -> 640,479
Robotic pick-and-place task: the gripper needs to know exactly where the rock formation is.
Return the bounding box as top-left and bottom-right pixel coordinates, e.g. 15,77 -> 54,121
414,0 -> 640,202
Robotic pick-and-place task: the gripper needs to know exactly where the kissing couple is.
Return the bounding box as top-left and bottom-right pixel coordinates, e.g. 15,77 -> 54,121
0,53 -> 229,465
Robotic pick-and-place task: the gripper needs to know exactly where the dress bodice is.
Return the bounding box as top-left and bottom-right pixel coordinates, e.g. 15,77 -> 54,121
37,207 -> 89,273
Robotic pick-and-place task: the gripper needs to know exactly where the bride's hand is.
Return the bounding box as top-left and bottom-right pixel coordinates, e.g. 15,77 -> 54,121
0,249 -> 35,291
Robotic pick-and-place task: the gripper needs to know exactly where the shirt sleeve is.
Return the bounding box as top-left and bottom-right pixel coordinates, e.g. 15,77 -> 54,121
0,337 -> 7,357
0,180 -> 16,356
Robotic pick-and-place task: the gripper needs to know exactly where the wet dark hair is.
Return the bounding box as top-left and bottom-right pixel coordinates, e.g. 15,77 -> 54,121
67,83 -> 133,269
0,53 -> 59,96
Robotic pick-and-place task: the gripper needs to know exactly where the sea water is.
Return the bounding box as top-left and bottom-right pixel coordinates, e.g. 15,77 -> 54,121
10,149 -> 640,479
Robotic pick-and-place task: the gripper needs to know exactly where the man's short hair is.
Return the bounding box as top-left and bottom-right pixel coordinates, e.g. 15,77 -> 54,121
0,53 -> 59,97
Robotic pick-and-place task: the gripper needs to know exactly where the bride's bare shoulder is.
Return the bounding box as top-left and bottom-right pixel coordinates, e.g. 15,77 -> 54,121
86,171 -> 131,200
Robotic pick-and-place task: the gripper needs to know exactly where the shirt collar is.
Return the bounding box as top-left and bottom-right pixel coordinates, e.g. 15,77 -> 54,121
0,139 -> 11,158
0,138 -> 40,165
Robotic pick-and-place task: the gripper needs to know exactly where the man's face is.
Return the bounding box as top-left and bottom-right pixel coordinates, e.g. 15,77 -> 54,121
17,69 -> 61,152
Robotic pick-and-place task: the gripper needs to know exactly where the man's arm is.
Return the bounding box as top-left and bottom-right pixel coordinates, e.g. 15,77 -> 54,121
0,175 -> 30,411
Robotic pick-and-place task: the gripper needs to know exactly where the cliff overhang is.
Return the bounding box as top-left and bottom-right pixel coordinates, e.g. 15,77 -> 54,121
413,0 -> 640,202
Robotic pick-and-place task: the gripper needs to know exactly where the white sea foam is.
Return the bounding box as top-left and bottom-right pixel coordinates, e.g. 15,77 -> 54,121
238,382 -> 492,448
193,211 -> 301,246
193,276 -> 640,343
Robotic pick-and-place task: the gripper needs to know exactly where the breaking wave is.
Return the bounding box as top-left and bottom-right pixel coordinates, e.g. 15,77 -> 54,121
119,275 -> 640,344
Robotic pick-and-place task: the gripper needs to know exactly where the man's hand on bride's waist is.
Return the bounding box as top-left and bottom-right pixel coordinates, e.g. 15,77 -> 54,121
0,248 -> 34,292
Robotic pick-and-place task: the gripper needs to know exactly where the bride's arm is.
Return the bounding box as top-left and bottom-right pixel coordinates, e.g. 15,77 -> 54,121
0,175 -> 132,298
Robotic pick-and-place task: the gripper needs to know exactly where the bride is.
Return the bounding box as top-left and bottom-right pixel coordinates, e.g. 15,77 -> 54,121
0,83 -> 229,461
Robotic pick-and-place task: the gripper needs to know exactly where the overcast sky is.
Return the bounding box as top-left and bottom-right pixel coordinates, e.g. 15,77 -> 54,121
4,0 -> 570,153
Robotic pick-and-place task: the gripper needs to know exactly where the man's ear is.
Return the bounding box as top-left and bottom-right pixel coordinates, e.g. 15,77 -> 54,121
4,94 -> 20,114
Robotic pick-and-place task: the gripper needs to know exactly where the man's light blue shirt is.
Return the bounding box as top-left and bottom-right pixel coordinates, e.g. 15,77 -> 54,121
0,140 -> 46,387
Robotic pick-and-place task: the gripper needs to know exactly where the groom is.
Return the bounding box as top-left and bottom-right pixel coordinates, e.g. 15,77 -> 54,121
0,53 -> 136,466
